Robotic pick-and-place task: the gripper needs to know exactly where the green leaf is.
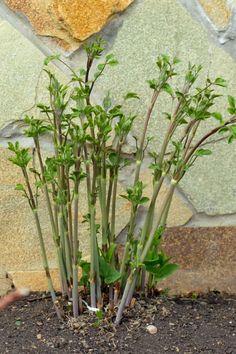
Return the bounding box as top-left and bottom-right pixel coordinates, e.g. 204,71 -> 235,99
218,127 -> 228,135
211,112 -> 224,124
162,83 -> 174,96
79,68 -> 86,76
139,196 -> 150,204
95,310 -> 103,320
228,107 -> 236,115
79,259 -> 90,287
97,63 -> 106,71
228,95 -> 236,114
147,79 -> 158,90
173,57 -> 181,64
195,149 -> 212,157
214,77 -> 227,87
228,135 -> 235,143
107,58 -> 119,66
120,194 -> 129,200
44,54 -> 60,65
228,95 -> 235,108
15,184 -> 25,192
154,263 -> 178,280
108,152 -> 120,166
99,257 -> 121,284
103,92 -> 112,111
124,92 -> 140,100
163,112 -> 171,120
105,53 -> 115,61
144,257 -> 161,267
106,243 -> 117,263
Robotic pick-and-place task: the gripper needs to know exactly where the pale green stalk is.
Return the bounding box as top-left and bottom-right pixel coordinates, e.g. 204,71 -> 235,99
140,183 -> 176,263
134,89 -> 161,184
22,167 -> 62,319
110,172 -> 118,242
72,182 -> 79,317
115,182 -> 176,324
34,137 -> 68,295
99,150 -> 109,249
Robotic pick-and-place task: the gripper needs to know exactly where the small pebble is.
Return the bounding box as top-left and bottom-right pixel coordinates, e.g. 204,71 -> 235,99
146,325 -> 157,334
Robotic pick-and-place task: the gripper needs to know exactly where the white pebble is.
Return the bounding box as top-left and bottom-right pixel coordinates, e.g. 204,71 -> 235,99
146,325 -> 157,334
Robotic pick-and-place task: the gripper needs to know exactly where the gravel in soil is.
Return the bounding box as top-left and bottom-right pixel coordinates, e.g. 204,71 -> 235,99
0,292 -> 235,354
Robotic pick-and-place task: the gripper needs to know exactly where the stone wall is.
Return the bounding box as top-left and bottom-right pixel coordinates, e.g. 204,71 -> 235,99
0,0 -> 235,295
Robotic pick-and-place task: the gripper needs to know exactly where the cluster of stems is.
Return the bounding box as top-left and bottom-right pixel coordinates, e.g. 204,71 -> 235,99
8,39 -> 236,324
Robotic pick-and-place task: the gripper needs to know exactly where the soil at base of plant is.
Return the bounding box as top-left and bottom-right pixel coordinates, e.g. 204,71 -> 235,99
0,292 -> 235,354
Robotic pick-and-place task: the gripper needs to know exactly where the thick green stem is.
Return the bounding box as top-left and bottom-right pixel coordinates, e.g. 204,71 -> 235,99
72,185 -> 79,317
72,147 -> 82,318
66,170 -> 73,253
110,172 -> 118,242
34,138 -> 68,295
119,241 -> 130,288
106,169 -> 114,221
119,203 -> 137,286
134,89 -> 161,184
115,271 -> 136,324
138,175 -> 165,252
99,151 -> 109,249
140,182 -> 176,263
22,167 -> 62,319
117,184 -> 176,323
89,203 -> 102,308
33,210 -> 62,319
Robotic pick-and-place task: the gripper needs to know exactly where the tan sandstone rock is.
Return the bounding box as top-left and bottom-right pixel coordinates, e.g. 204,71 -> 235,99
0,270 -> 13,296
6,0 -> 133,50
199,0 -> 230,29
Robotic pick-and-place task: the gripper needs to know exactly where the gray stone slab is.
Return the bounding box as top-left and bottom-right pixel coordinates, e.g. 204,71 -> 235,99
0,20 -> 65,130
94,0 -> 236,215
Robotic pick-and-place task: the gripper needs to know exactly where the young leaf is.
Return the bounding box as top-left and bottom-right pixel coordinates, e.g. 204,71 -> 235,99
228,95 -> 235,108
147,79 -> 158,90
97,63 -> 106,71
228,95 -> 236,114
15,184 -> 25,192
103,92 -> 112,111
154,263 -> 178,280
195,149 -> 212,157
124,92 -> 140,100
139,196 -> 150,204
211,112 -> 223,124
44,54 -> 60,66
214,77 -> 227,87
162,83 -> 174,96
173,57 -> 181,64
99,257 -> 121,284
144,257 -> 161,267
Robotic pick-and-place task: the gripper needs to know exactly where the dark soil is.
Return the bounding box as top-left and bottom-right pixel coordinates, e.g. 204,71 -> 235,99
0,292 -> 235,354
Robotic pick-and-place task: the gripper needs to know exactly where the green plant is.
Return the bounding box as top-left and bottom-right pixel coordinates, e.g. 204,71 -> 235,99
8,38 -> 236,324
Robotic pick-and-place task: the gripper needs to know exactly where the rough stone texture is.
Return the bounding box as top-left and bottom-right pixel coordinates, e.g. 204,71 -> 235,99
139,170 -> 193,227
5,226 -> 236,294
198,0 -> 230,28
0,271 -> 12,296
0,20 -> 66,130
160,226 -> 236,294
6,0 -> 133,50
97,0 -> 236,215
0,148 -> 57,274
0,146 -> 131,292
8,270 -> 61,291
0,143 -> 192,293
